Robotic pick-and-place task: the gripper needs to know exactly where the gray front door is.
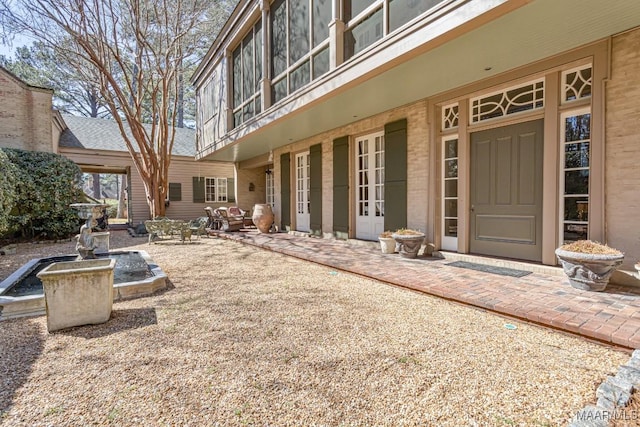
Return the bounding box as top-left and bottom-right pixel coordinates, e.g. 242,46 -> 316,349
470,119 -> 543,262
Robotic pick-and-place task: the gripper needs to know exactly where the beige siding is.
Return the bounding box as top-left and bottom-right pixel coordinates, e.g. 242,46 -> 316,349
60,148 -> 235,223
0,69 -> 54,153
165,157 -> 235,220
605,27 -> 640,269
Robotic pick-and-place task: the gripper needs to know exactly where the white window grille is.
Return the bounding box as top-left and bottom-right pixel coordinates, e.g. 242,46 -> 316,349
562,64 -> 592,104
205,177 -> 228,202
442,136 -> 458,250
560,108 -> 591,243
266,169 -> 275,208
470,79 -> 544,123
442,103 -> 459,130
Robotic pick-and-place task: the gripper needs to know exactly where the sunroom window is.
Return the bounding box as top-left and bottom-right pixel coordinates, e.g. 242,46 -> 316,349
232,20 -> 262,128
270,0 -> 331,104
343,0 -> 447,60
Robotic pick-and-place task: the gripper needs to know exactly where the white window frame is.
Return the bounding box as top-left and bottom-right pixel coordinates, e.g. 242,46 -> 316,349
266,169 -> 275,207
205,177 -> 228,203
441,135 -> 458,251
559,106 -> 591,244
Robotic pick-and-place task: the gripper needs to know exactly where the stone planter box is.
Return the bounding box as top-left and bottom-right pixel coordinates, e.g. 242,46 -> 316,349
555,248 -> 624,292
37,258 -> 116,332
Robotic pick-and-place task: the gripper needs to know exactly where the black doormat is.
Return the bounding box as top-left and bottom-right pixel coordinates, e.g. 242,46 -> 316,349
446,261 -> 532,278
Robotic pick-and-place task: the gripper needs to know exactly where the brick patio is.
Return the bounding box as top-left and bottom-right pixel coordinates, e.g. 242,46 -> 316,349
211,230 -> 640,350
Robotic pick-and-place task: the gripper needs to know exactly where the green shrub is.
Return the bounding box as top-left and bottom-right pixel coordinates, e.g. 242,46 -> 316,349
0,149 -> 17,234
1,148 -> 84,241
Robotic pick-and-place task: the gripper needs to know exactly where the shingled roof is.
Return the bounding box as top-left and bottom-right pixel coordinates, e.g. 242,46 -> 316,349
59,114 -> 197,157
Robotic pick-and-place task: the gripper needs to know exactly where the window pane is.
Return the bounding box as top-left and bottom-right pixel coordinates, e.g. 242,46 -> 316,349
343,0 -> 372,22
565,114 -> 591,142
444,179 -> 457,198
290,60 -> 310,93
389,0 -> 444,32
271,0 -> 287,77
565,142 -> 589,169
272,78 -> 288,104
344,7 -> 383,60
563,222 -> 588,243
313,0 -> 331,47
254,20 -> 263,91
312,47 -> 330,79
289,0 -> 309,64
445,199 -> 457,217
232,47 -> 242,108
564,197 -> 589,222
565,170 -> 589,195
445,139 -> 457,159
233,110 -> 242,127
444,159 -> 457,178
242,102 -> 254,122
255,95 -> 262,115
445,219 -> 457,237
242,33 -> 254,101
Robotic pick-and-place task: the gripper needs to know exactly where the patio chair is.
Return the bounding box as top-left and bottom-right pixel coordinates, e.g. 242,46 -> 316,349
189,217 -> 209,239
213,207 -> 244,232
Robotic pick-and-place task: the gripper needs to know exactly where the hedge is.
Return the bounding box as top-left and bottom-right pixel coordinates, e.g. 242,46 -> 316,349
0,148 -> 84,241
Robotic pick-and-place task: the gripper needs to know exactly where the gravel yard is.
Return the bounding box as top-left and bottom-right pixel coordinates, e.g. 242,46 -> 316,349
0,230 -> 629,426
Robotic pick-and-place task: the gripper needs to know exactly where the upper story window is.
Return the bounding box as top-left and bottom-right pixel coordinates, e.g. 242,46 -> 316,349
270,0 -> 332,104
232,20 -> 263,128
344,0 -> 446,60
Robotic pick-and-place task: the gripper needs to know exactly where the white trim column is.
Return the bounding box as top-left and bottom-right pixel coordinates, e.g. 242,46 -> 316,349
224,50 -> 234,131
329,0 -> 344,69
260,0 -> 272,111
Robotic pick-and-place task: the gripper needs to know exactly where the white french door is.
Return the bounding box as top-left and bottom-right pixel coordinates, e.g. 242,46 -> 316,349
355,132 -> 385,240
295,152 -> 310,232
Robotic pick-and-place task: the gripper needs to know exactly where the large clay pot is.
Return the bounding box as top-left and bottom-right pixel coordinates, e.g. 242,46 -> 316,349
252,204 -> 274,233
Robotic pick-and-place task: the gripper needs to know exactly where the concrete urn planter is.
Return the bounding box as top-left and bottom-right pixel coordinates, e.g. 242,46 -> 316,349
392,232 -> 425,259
252,203 -> 274,233
555,248 -> 624,292
37,258 -> 116,332
379,237 -> 396,254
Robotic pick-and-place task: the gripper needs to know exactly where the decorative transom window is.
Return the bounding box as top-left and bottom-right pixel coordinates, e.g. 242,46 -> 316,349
270,0 -> 332,104
470,79 -> 544,123
205,177 -> 228,202
562,64 -> 592,104
442,103 -> 459,130
232,20 -> 262,128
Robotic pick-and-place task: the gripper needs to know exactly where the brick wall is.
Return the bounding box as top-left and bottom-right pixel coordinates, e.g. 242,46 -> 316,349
271,99 -> 431,238
0,69 -> 54,152
605,27 -> 640,268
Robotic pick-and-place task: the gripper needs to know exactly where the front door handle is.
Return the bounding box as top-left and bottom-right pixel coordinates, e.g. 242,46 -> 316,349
470,205 -> 475,212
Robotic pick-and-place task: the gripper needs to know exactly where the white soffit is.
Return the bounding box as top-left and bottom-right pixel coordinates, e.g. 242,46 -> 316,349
204,0 -> 640,162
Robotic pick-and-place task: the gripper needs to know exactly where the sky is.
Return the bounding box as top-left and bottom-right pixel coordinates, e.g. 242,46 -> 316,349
0,34 -> 34,58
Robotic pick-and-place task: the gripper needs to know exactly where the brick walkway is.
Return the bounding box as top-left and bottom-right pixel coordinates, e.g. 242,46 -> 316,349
210,230 -> 640,350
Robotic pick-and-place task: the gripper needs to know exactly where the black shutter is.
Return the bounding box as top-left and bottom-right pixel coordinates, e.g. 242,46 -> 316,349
193,177 -> 205,203
168,183 -> 182,201
333,136 -> 349,239
384,119 -> 407,231
280,153 -> 291,231
309,144 -> 322,237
